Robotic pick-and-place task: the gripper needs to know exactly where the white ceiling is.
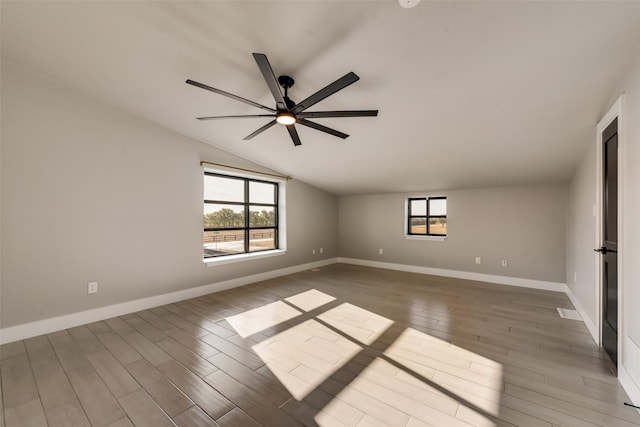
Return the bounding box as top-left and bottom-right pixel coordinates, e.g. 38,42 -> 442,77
2,1 -> 640,195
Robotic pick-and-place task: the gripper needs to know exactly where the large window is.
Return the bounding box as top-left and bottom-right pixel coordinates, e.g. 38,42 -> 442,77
407,197 -> 447,237
203,172 -> 279,259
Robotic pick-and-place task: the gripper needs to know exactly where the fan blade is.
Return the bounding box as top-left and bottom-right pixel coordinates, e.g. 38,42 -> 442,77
243,120 -> 277,140
297,119 -> 349,139
297,110 -> 379,119
292,72 -> 360,113
286,124 -> 302,146
197,114 -> 275,120
253,53 -> 287,111
186,79 -> 275,113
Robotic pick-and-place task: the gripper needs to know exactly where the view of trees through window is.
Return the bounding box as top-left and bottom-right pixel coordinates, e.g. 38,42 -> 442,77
203,208 -> 275,228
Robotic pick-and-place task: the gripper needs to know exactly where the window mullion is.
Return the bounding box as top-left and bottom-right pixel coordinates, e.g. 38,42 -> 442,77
274,183 -> 279,249
426,197 -> 431,235
244,179 -> 250,254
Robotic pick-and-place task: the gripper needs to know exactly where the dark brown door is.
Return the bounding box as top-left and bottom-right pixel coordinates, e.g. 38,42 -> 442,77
598,117 -> 618,367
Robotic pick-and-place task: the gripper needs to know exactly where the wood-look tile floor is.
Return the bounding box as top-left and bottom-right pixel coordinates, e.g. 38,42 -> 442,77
2,263 -> 639,427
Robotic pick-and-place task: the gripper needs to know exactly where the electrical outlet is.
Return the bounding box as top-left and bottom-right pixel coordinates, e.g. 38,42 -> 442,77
320,247 -> 323,254
379,248 -> 384,255
475,257 -> 481,265
574,272 -> 577,282
312,249 -> 316,255
88,281 -> 98,294
501,259 -> 508,267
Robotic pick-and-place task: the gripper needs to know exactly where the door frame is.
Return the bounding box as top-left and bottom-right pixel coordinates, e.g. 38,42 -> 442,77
595,94 -> 624,369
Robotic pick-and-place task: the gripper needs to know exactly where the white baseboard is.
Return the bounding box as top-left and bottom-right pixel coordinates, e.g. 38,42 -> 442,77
337,257 -> 567,292
0,257 -> 584,346
620,365 -> 640,413
565,285 -> 599,344
0,258 -> 338,345
621,336 -> 640,412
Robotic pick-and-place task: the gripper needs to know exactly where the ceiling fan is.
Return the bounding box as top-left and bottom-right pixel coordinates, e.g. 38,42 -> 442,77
186,53 -> 378,146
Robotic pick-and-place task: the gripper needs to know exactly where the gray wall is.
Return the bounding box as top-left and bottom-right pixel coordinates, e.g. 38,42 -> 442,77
0,62 -> 338,328
338,185 -> 567,283
614,46 -> 640,379
566,44 -> 640,392
566,143 -> 598,325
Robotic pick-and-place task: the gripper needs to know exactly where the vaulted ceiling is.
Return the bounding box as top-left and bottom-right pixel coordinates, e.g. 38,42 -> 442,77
3,1 -> 640,195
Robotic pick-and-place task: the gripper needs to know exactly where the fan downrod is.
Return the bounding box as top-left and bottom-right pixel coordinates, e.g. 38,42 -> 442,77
278,75 -> 296,109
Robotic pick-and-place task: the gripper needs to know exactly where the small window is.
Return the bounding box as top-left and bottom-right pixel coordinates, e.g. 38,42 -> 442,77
407,197 -> 447,236
204,172 -> 279,259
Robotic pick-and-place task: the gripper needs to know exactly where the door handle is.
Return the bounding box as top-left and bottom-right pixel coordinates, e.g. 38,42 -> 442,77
595,246 -> 618,254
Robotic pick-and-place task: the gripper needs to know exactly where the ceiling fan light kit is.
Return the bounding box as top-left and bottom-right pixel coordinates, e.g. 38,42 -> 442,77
187,53 -> 378,146
276,112 -> 296,125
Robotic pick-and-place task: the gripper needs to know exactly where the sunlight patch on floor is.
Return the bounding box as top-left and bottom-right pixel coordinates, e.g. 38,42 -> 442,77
225,300 -> 302,338
226,290 -> 503,426
323,357 -> 465,426
285,289 -> 336,312
317,302 -> 394,345
252,319 -> 362,400
383,327 -> 503,426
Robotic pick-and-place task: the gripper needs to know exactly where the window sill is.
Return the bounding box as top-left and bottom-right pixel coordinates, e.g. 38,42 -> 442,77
405,235 -> 447,242
204,249 -> 286,266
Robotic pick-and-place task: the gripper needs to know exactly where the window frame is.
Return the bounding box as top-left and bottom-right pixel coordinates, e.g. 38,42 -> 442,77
203,170 -> 285,263
406,196 -> 447,238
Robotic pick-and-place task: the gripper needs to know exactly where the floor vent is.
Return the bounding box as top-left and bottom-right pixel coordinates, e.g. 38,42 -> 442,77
557,308 -> 582,320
